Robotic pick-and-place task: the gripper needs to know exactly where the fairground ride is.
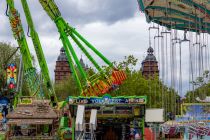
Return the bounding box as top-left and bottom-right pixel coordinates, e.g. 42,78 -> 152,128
6,0 -> 57,106
2,0 -> 130,140
138,0 -> 210,139
38,0 -> 127,97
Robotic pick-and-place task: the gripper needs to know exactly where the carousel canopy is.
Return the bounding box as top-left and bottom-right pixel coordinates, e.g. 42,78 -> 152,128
138,0 -> 210,33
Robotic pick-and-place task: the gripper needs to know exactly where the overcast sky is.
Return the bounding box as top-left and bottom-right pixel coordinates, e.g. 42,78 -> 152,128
0,0 -> 204,96
0,0 -> 148,72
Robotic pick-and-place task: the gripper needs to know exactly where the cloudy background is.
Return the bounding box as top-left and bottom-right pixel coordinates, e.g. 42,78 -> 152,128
0,0 -> 206,96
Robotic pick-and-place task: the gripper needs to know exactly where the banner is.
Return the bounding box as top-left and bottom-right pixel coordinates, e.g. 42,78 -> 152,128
68,94 -> 147,105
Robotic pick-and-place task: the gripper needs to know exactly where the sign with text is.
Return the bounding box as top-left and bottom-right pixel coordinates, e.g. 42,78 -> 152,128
68,94 -> 147,105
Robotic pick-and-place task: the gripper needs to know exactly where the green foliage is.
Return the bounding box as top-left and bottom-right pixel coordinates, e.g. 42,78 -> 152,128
54,75 -> 80,101
110,55 -> 179,114
185,70 -> 210,102
0,42 -> 20,92
55,67 -> 104,101
0,42 -> 20,67
54,55 -> 179,115
0,42 -> 34,97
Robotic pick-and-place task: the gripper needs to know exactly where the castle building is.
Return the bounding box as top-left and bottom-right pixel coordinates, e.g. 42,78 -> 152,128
141,47 -> 159,79
54,47 -> 88,83
54,48 -> 72,83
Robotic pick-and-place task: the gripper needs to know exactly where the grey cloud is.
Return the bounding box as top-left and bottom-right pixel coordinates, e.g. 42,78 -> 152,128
0,0 -> 195,96
55,0 -> 138,25
1,0 -> 139,39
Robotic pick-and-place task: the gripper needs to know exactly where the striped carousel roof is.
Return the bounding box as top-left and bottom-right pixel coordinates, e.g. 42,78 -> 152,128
138,0 -> 210,33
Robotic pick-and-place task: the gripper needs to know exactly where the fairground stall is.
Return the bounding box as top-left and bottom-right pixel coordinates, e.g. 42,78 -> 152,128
67,94 -> 146,140
6,98 -> 58,140
160,103 -> 210,139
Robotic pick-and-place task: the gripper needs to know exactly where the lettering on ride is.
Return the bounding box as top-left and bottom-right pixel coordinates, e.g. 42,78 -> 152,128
128,98 -> 145,104
75,99 -> 88,104
107,99 -> 122,104
9,8 -> 23,40
91,99 -> 102,104
68,95 -> 146,105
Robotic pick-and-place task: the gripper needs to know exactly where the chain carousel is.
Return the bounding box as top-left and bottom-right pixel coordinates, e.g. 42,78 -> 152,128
138,0 -> 210,139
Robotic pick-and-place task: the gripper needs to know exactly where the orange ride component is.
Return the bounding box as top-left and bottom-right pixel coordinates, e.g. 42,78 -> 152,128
112,70 -> 126,85
82,70 -> 127,97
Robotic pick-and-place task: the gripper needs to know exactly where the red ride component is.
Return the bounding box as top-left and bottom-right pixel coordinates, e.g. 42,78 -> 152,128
95,81 -> 104,92
100,81 -> 110,94
82,70 -> 127,97
96,80 -> 109,95
91,83 -> 100,96
120,70 -> 127,80
112,70 -> 127,85
112,71 -> 121,84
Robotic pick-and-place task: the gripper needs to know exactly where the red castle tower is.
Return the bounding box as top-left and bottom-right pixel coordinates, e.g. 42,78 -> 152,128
141,47 -> 159,79
54,47 -> 72,83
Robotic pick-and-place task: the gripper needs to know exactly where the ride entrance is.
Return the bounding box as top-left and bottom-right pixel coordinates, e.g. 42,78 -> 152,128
68,95 -> 146,140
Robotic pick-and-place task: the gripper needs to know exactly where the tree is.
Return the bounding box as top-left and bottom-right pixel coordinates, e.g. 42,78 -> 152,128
0,42 -> 35,97
54,55 -> 179,117
185,70 -> 210,102
54,76 -> 80,101
0,42 -> 20,93
109,55 -> 179,115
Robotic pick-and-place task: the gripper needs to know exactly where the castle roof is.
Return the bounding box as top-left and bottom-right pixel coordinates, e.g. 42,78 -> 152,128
142,47 -> 157,63
57,47 -> 68,61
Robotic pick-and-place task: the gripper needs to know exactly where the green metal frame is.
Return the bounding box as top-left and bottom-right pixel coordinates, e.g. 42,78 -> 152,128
39,0 -> 115,94
20,0 -> 57,104
6,0 -> 42,100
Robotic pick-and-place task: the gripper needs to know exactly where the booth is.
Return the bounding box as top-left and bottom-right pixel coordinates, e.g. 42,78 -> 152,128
6,99 -> 58,140
68,94 -> 147,140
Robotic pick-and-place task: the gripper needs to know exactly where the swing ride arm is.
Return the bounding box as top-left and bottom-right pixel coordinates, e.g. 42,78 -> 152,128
38,0 -> 88,93
20,0 -> 57,103
39,0 -> 127,96
6,0 -> 42,98
39,0 -> 114,66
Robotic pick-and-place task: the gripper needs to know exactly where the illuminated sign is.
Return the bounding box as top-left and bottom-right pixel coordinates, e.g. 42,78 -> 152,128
68,94 -> 147,105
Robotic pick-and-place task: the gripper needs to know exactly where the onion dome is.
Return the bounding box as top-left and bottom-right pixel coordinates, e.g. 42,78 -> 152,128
57,47 -> 68,61
144,47 -> 157,62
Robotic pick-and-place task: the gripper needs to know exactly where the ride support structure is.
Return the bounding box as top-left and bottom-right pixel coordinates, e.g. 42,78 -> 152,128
20,0 -> 57,105
39,0 -> 127,97
6,0 -> 42,100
